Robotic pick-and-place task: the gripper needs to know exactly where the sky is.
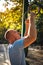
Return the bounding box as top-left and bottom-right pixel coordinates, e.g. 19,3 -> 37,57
0,0 -> 17,12
28,0 -> 34,2
0,0 -> 34,12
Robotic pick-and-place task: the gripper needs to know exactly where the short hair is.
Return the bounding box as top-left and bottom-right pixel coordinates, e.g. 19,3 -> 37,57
4,29 -> 16,40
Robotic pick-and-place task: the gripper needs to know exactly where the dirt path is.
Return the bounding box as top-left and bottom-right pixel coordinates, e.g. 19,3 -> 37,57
26,47 -> 43,65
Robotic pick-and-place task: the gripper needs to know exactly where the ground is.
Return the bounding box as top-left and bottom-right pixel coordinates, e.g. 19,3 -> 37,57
26,46 -> 43,65
0,45 -> 43,65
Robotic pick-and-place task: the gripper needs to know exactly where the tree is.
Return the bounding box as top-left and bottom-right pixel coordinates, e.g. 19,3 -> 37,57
36,13 -> 43,49
28,0 -> 43,49
23,0 -> 29,65
0,0 -> 23,44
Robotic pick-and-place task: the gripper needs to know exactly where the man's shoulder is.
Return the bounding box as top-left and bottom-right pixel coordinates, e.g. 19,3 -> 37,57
15,38 -> 24,43
13,38 -> 24,48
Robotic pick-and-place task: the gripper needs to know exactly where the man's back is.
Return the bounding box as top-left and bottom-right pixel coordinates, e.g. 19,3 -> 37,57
8,39 -> 26,65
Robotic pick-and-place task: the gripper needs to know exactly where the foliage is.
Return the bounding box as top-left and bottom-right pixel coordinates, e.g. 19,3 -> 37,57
36,13 -> 43,46
0,0 -> 43,45
0,0 -> 23,44
28,0 -> 43,46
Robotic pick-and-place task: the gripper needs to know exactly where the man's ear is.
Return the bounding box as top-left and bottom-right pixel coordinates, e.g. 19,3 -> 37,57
18,32 -> 21,35
15,32 -> 21,40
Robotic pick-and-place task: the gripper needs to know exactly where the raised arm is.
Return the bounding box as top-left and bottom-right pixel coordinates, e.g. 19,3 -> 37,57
24,12 -> 37,48
24,19 -> 30,36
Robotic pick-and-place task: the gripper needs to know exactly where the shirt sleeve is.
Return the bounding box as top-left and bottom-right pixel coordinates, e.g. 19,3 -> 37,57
13,38 -> 24,49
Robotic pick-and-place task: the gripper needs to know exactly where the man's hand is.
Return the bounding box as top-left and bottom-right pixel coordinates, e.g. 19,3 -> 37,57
29,12 -> 36,21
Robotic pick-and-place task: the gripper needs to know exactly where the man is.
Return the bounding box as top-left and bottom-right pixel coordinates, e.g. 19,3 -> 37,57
4,12 -> 37,65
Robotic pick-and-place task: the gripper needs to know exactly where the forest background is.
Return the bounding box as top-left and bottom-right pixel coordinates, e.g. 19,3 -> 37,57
0,0 -> 43,48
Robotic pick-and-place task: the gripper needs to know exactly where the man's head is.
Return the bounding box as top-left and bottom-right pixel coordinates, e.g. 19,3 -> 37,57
4,29 -> 21,44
